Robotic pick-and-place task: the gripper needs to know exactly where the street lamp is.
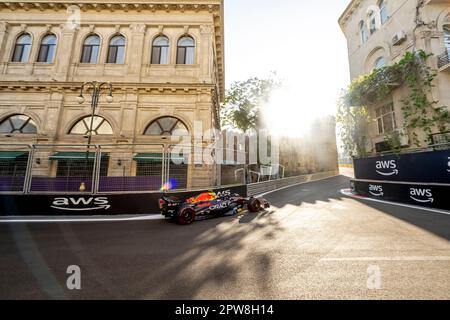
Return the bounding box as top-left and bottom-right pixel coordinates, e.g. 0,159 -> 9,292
77,81 -> 113,191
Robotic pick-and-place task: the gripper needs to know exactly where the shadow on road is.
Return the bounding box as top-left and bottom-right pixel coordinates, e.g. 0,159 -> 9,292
351,198 -> 450,241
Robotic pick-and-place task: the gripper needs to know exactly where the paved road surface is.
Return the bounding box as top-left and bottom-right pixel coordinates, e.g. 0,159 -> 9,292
1,175 -> 450,299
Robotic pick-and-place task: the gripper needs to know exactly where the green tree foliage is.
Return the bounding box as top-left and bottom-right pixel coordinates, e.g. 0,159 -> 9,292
337,50 -> 450,157
221,74 -> 281,133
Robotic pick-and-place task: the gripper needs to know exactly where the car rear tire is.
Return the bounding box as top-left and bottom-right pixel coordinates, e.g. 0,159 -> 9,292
177,207 -> 196,225
248,198 -> 262,213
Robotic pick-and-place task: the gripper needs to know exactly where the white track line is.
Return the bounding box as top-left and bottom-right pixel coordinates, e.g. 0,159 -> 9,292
0,215 -> 166,223
340,189 -> 450,216
321,256 -> 450,262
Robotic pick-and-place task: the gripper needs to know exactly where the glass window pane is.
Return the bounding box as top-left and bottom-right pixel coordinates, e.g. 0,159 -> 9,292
85,35 -> 100,45
10,115 -> 27,129
151,47 -> 161,64
110,36 -> 125,46
154,36 -> 168,46
17,34 -> 31,45
22,122 -> 37,134
116,46 -> 125,64
21,44 -> 31,62
97,122 -> 113,135
158,117 -> 177,131
145,123 -> 163,135
90,46 -> 99,63
160,46 -> 169,64
42,35 -> 56,45
178,37 -> 194,46
46,45 -> 56,63
177,47 -> 186,64
71,122 -> 87,134
91,116 -> 103,129
0,120 -> 13,133
37,45 -> 49,62
186,47 -> 195,64
12,45 -> 24,62
108,46 -> 117,63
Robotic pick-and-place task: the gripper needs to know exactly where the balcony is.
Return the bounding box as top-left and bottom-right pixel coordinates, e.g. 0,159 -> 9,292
437,49 -> 450,72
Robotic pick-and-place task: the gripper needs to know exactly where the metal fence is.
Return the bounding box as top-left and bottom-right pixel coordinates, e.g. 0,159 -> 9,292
0,143 -> 256,194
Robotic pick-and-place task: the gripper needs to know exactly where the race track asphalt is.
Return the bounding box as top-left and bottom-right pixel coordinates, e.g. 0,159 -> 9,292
1,175 -> 450,300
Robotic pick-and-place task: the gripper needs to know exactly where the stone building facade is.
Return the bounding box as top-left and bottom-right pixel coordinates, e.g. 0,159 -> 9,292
0,0 -> 225,190
339,0 -> 450,154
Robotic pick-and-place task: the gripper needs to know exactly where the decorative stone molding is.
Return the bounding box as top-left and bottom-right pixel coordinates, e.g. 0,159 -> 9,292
200,25 -> 213,35
130,23 -> 146,34
0,22 -> 9,33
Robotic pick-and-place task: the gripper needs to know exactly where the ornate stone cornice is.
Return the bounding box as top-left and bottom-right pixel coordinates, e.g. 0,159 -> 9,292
338,0 -> 362,29
0,81 -> 217,95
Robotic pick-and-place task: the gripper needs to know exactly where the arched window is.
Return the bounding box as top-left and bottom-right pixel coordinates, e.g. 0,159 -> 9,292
69,116 -> 113,135
444,25 -> 450,53
0,114 -> 37,134
359,21 -> 368,44
107,35 -> 126,64
177,36 -> 195,65
81,34 -> 100,63
37,34 -> 57,63
144,117 -> 189,136
379,0 -> 388,25
151,36 -> 169,64
368,10 -> 377,34
11,33 -> 32,62
374,57 -> 387,69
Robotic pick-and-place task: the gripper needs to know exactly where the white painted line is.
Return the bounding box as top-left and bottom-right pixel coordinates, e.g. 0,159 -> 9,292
321,256 -> 450,262
340,189 -> 450,216
255,175 -> 339,198
0,215 -> 166,223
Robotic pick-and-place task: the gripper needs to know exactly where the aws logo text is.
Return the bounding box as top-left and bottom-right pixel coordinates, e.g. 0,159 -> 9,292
369,185 -> 384,197
376,160 -> 399,176
51,197 -> 111,211
409,188 -> 434,204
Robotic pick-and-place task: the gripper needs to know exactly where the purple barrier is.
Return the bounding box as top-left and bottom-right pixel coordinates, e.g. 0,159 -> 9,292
98,176 -> 162,192
30,176 -> 93,193
0,176 -> 25,192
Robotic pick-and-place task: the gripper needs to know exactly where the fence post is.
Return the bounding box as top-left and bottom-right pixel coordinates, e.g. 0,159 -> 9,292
93,145 -> 101,195
23,144 -> 35,194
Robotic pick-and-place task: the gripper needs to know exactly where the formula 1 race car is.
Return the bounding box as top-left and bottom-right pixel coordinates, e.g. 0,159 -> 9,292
159,190 -> 270,225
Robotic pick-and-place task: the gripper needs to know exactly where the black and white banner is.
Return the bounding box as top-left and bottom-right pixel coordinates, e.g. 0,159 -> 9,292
0,185 -> 248,216
353,149 -> 450,183
351,180 -> 450,211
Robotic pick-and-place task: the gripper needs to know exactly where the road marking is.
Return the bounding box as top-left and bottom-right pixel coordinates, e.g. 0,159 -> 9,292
0,215 -> 166,223
322,256 -> 450,262
340,189 -> 450,216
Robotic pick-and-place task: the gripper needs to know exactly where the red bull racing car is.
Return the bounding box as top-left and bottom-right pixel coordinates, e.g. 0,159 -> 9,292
159,190 -> 270,225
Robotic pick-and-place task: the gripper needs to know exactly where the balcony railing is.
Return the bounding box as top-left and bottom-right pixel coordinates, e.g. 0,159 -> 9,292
438,49 -> 450,70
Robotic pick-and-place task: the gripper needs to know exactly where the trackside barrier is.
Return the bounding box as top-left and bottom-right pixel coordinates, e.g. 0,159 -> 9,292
247,170 -> 339,196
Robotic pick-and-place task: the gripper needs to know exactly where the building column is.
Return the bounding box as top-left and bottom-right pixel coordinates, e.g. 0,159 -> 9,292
200,24 -> 214,83
0,22 -> 10,63
54,24 -> 78,81
127,24 -> 146,81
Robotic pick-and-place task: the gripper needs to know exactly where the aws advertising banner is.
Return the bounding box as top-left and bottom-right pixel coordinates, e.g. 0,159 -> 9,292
0,185 -> 248,216
351,180 -> 450,211
353,149 -> 450,183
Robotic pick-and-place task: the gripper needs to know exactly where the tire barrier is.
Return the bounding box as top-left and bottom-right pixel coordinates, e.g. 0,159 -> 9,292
350,179 -> 450,211
353,149 -> 450,183
0,185 -> 247,216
